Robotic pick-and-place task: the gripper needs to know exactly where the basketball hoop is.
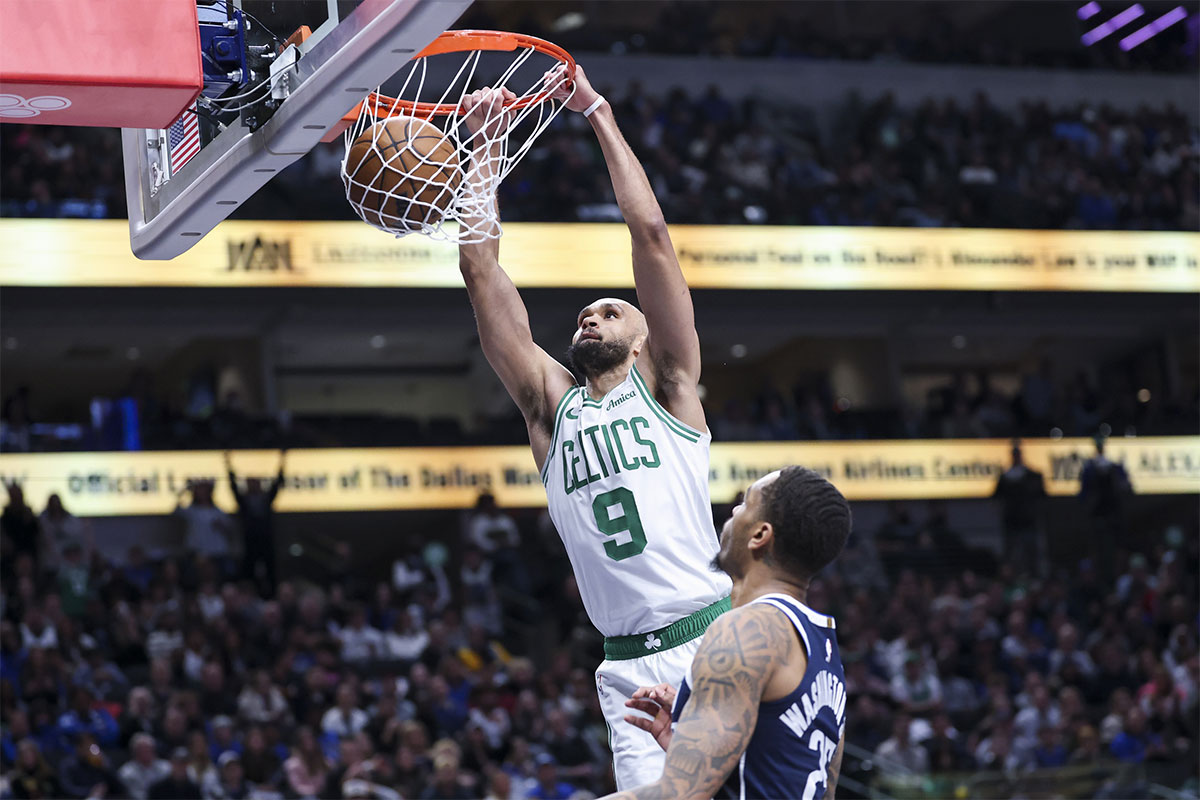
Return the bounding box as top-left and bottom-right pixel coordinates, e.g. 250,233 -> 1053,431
340,30 -> 576,243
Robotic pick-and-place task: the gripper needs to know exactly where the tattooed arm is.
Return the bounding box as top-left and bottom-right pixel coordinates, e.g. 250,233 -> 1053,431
827,732 -> 845,800
600,605 -> 790,800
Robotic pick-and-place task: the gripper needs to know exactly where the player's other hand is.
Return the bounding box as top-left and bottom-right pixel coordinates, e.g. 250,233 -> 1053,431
545,64 -> 601,114
461,86 -> 517,137
624,682 -> 676,751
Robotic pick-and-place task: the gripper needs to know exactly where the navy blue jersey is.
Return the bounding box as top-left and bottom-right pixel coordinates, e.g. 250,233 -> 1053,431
672,593 -> 846,800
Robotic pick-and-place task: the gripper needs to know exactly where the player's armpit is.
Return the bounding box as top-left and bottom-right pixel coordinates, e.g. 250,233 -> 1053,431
599,607 -> 786,800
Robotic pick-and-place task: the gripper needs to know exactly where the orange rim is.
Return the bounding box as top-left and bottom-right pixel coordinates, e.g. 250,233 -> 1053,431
359,29 -> 576,119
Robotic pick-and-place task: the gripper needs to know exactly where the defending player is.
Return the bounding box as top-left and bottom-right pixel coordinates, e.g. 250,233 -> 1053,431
604,467 -> 851,800
457,66 -> 732,789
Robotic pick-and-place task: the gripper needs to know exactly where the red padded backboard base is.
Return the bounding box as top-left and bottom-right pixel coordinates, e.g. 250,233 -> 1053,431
0,0 -> 201,128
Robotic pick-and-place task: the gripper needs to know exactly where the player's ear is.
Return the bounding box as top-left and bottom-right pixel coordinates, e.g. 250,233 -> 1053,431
747,521 -> 773,553
631,332 -> 646,358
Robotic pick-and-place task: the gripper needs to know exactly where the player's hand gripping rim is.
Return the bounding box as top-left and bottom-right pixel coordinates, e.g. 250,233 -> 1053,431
544,63 -> 603,115
461,86 -> 517,139
623,683 -> 676,752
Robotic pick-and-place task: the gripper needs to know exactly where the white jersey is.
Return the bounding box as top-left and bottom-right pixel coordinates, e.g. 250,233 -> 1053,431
541,365 -> 731,637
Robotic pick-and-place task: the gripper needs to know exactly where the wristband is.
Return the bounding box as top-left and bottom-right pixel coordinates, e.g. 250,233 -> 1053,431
582,95 -> 606,118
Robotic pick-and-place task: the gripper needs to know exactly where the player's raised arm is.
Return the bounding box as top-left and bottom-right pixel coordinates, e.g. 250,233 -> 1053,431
457,88 -> 575,467
601,607 -> 786,800
552,66 -> 703,428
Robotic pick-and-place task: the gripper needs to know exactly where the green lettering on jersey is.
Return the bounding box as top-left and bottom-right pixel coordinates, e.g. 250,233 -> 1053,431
609,419 -> 640,471
631,417 -> 661,468
584,426 -> 611,479
563,439 -> 583,495
577,431 -> 602,484
599,425 -> 622,474
561,417 -> 662,495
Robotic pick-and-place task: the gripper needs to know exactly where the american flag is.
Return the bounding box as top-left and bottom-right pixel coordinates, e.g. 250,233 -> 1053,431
167,106 -> 201,172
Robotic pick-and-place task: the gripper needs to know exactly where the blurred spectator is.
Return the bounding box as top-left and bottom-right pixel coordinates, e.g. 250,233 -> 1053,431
385,611 -> 430,662
1110,707 -> 1167,763
173,481 -> 236,577
321,685 -> 369,738
148,748 -> 202,800
225,450 -> 286,597
237,726 -> 280,790
72,636 -> 128,702
526,753 -> 576,800
465,494 -> 518,555
282,727 -> 329,799
890,651 -> 943,716
119,733 -> 171,800
55,685 -> 118,752
2,483 -> 40,570
991,442 -> 1046,577
922,712 -> 972,773
207,751 -> 248,800
185,731 -> 218,795
7,738 -> 62,799
1079,435 -> 1132,580
1070,724 -> 1104,765
57,731 -> 125,799
118,687 -> 157,748
875,712 -> 929,773
36,494 -> 90,576
1014,685 -> 1061,754
337,605 -> 385,665
236,670 -> 289,727
1032,725 -> 1069,768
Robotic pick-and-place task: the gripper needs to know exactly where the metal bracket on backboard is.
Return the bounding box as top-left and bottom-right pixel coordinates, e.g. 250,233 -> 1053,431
269,45 -> 299,101
123,0 -> 473,260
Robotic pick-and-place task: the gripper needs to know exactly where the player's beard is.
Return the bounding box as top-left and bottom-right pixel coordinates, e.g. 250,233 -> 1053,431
565,337 -> 631,380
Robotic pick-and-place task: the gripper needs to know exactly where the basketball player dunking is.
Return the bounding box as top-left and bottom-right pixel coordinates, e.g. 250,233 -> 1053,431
603,467 -> 851,800
458,66 -> 732,789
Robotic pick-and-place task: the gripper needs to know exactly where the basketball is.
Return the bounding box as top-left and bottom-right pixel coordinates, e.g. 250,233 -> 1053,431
344,116 -> 461,232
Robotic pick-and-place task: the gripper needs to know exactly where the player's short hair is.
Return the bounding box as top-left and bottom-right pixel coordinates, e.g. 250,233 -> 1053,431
760,466 -> 851,580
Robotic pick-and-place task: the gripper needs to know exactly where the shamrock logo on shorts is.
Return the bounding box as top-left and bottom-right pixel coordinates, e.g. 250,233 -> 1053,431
644,634 -> 662,651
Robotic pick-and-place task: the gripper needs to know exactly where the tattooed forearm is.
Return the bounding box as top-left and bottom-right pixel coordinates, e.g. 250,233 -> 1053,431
827,733 -> 845,800
601,606 -> 791,800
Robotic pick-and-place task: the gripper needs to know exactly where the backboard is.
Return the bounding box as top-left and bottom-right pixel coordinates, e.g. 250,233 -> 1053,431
122,0 -> 473,260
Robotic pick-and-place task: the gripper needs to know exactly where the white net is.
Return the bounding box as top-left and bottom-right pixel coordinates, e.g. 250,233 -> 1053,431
340,40 -> 575,243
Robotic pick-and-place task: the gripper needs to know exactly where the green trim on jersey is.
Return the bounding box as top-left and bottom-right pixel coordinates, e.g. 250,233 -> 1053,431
602,596 -> 731,660
541,385 -> 580,484
630,365 -> 703,443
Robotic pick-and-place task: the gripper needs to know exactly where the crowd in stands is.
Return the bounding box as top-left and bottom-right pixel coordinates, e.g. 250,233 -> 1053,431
503,87 -> 1198,231
4,353 -> 1197,452
708,363 -> 1200,444
2,458 -> 1197,799
1,486 -> 612,799
459,1 -> 1199,74
0,126 -> 125,221
834,510 -> 1198,795
3,86 -> 1196,232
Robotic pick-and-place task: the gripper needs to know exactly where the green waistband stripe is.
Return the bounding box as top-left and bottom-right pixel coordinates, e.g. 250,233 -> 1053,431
602,596 -> 731,660
630,367 -> 702,442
